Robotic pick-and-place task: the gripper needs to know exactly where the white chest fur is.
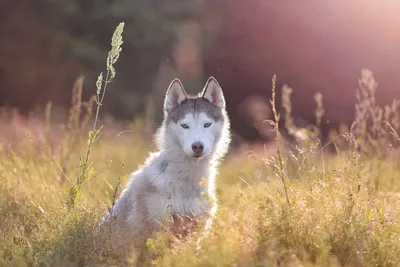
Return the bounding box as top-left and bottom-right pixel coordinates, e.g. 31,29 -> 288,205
144,157 -> 215,221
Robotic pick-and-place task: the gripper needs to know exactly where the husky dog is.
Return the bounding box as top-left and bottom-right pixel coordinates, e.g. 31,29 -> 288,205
102,77 -> 231,251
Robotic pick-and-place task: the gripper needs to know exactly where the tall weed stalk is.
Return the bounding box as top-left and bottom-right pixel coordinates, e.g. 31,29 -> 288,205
67,22 -> 125,209
265,74 -> 290,205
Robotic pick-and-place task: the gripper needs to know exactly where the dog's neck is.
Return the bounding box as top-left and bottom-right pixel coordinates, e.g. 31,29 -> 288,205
159,147 -> 215,185
162,146 -> 212,164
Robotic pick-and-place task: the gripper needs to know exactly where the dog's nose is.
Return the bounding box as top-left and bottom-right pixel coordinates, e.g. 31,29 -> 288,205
191,142 -> 204,154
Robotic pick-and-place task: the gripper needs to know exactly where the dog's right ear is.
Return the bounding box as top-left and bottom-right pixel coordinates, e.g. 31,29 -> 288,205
164,78 -> 187,112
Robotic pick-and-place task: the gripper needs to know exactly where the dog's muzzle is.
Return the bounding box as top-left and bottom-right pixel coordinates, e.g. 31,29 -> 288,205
191,142 -> 204,157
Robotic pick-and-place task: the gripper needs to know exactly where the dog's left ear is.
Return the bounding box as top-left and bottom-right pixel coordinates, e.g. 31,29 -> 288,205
201,77 -> 225,109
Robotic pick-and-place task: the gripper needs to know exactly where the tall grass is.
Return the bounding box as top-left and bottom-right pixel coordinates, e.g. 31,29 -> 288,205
0,23 -> 400,266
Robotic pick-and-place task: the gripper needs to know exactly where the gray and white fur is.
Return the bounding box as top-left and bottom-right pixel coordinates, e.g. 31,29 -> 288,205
102,77 -> 231,251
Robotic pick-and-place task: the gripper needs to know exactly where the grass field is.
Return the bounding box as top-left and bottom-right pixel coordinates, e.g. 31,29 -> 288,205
1,72 -> 400,267
1,24 -> 400,267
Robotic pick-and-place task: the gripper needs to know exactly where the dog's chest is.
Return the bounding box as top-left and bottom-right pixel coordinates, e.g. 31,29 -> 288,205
160,165 -> 210,216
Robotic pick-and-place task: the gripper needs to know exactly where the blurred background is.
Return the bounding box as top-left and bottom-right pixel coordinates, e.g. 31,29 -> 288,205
0,0 -> 399,144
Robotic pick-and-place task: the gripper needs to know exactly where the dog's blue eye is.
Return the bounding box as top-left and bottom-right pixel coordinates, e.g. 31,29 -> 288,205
204,122 -> 212,128
180,124 -> 189,129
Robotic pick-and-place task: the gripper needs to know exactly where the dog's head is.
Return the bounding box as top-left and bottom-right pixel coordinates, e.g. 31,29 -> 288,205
158,77 -> 230,159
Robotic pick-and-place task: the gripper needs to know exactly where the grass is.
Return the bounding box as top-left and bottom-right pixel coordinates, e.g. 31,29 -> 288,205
1,23 -> 400,267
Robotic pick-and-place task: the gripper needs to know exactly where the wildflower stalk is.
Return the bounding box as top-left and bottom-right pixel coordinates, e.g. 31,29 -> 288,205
266,75 -> 290,205
282,85 -> 295,135
67,22 -> 125,209
314,92 -> 325,127
108,162 -> 125,218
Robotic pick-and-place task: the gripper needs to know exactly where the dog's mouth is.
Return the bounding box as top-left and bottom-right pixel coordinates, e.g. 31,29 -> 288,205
191,151 -> 214,160
192,152 -> 208,159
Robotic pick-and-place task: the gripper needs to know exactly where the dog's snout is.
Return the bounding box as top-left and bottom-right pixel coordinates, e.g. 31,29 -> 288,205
191,142 -> 204,154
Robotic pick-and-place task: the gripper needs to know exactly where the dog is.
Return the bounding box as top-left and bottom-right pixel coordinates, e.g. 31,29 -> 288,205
101,77 -> 231,255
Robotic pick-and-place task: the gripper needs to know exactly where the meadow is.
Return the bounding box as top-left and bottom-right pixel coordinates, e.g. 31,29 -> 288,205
1,24 -> 400,267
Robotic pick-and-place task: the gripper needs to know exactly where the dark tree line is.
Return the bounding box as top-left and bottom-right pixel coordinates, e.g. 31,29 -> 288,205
0,0 -> 214,121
